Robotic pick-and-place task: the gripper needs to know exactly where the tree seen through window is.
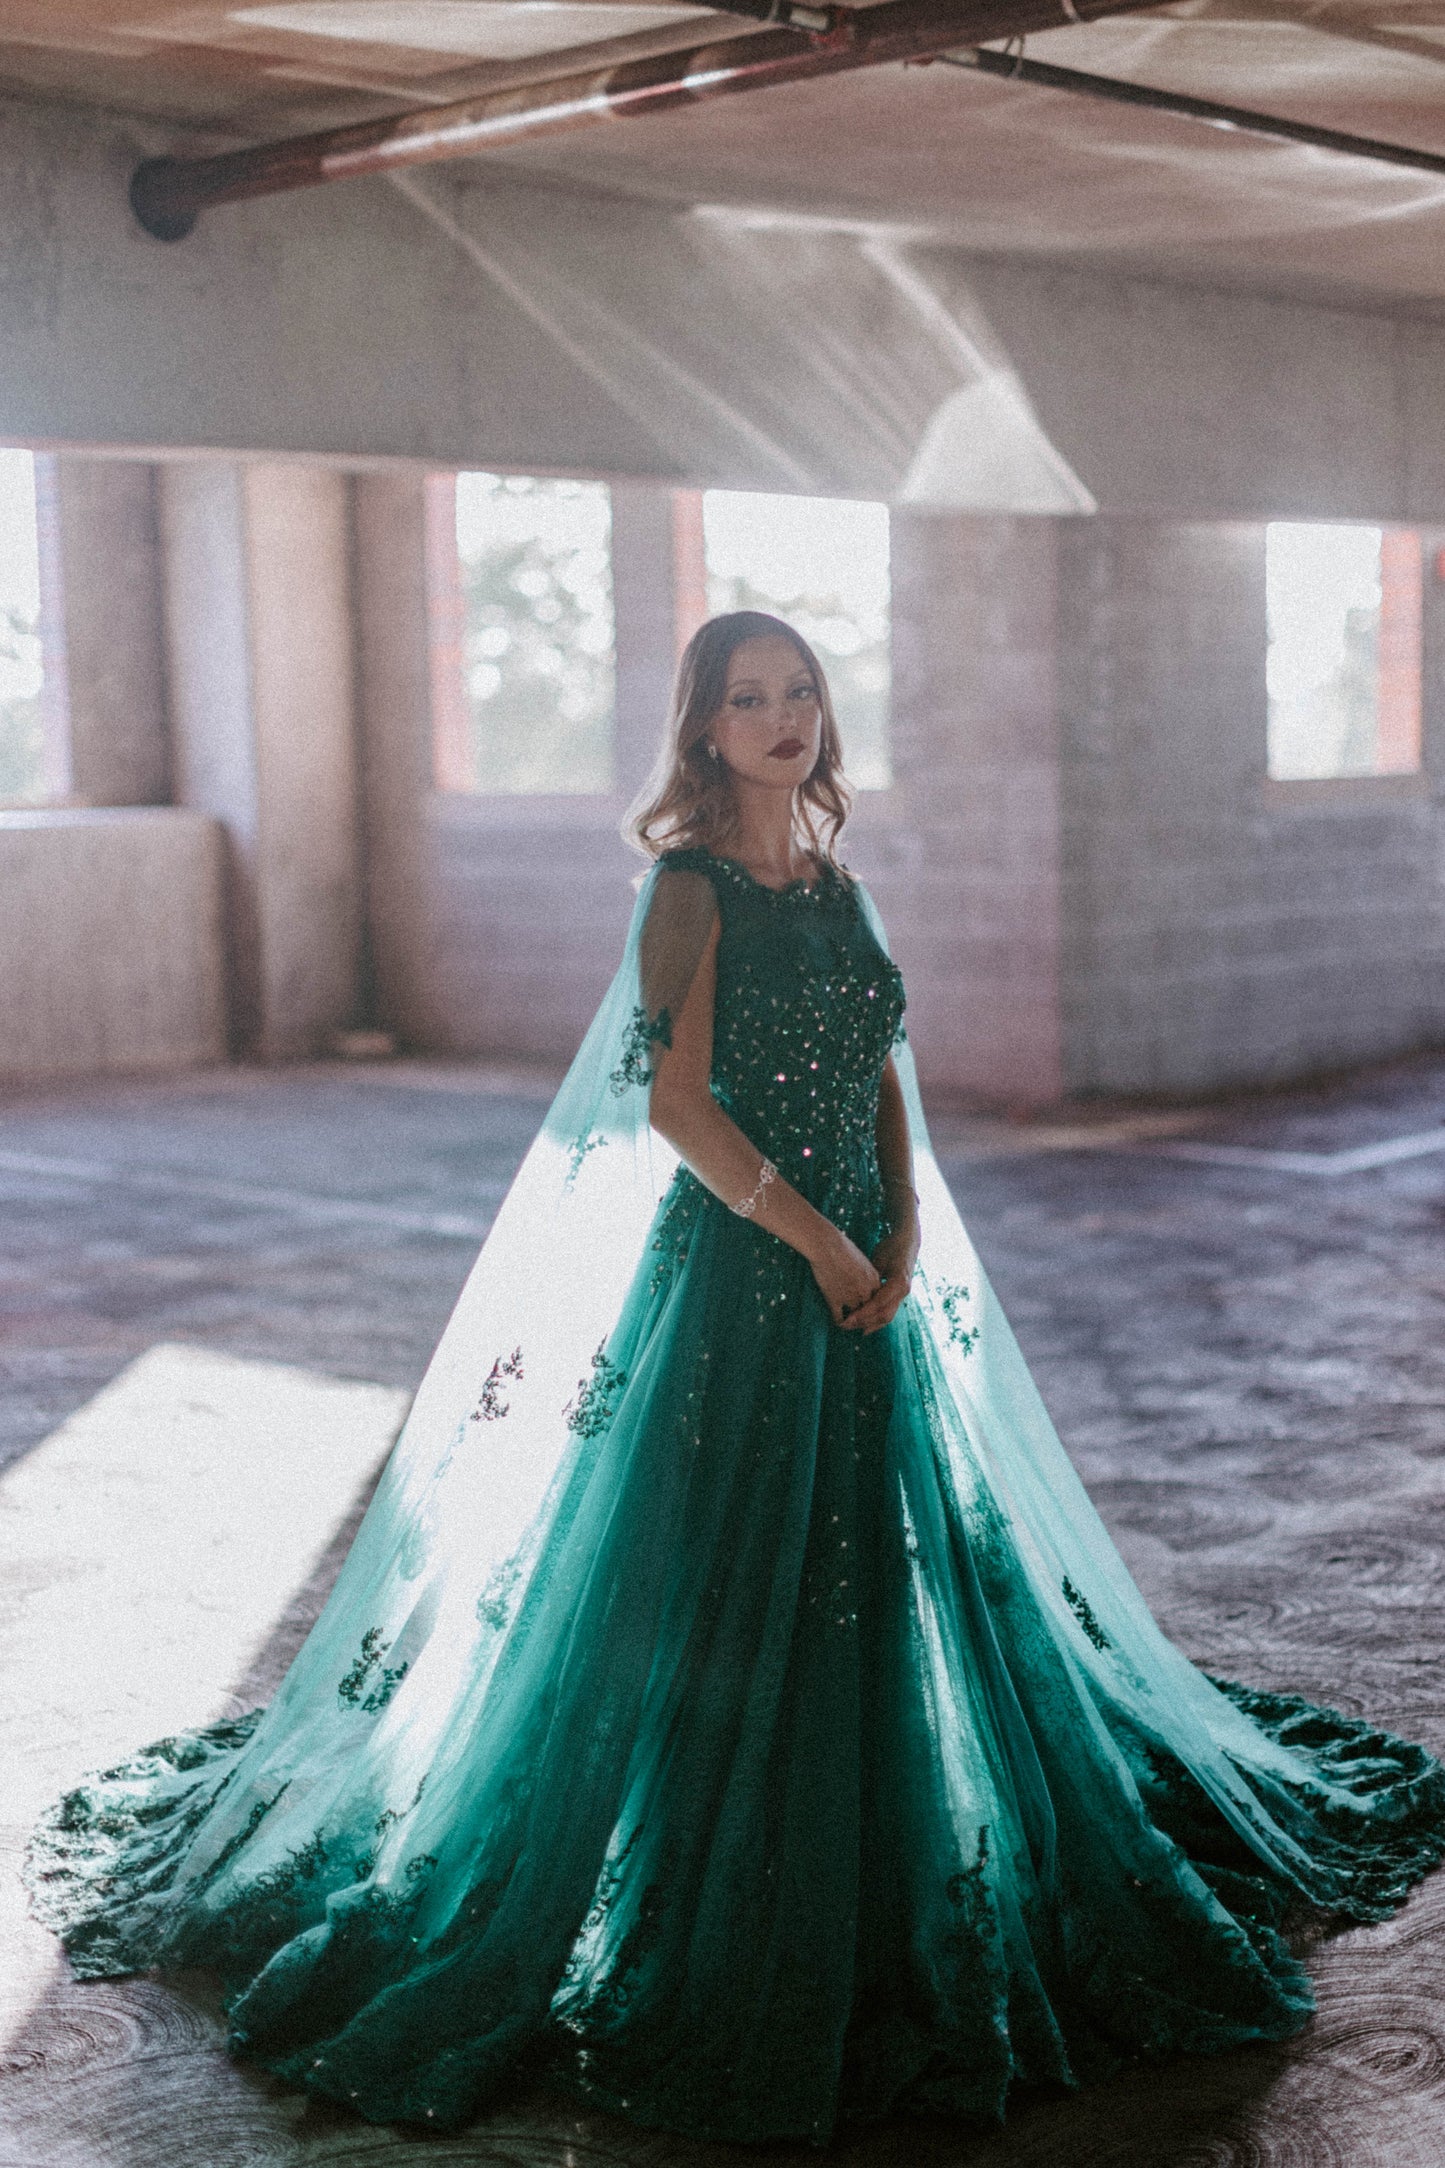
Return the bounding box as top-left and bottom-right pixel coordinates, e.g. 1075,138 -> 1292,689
456,472 -> 615,794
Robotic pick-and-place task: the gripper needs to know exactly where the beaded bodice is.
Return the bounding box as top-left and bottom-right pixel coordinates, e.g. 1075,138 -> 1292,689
660,849 -> 905,1239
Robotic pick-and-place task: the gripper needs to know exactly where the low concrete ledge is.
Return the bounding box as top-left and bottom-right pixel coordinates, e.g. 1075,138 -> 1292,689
0,807 -> 226,1083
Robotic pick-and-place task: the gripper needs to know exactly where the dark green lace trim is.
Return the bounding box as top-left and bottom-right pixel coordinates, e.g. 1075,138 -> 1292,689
338,1628 -> 408,1713
476,1554 -> 522,1632
470,1347 -> 523,1425
609,1005 -> 672,1094
23,1710 -> 265,1975
565,1130 -> 607,1186
1062,1577 -> 1112,1652
934,1281 -> 979,1356
1211,1676 -> 1445,1922
565,1343 -> 628,1440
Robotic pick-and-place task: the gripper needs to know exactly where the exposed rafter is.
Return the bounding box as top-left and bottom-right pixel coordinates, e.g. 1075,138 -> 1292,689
945,45 -> 1445,180
129,0 -> 1158,239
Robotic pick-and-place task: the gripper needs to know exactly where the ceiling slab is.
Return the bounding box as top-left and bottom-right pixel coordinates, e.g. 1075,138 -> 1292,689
4,0 -> 1445,302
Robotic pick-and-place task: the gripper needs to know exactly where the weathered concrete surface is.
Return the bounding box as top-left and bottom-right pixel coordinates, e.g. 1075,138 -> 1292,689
1057,518 -> 1445,1098
1,1051 -> 1444,2163
400,503 -> 1445,1103
877,512 -> 1064,1104
0,809 -> 226,1084
11,90 -> 1445,521
43,457 -> 169,809
161,462 -> 362,1059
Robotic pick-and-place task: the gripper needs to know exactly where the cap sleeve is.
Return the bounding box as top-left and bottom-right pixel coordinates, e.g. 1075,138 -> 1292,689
640,863 -> 719,1033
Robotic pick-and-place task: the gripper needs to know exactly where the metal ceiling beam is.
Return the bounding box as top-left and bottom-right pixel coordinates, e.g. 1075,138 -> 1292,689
946,46 -> 1445,180
129,0 -> 1159,239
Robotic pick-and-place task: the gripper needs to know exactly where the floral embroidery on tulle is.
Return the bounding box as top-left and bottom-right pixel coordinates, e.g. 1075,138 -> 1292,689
476,1555 -> 521,1632
471,1348 -> 524,1424
374,1777 -> 427,1841
609,1005 -> 672,1094
935,1281 -> 979,1355
566,1343 -> 627,1439
338,1628 -> 409,1712
250,1828 -> 327,1904
558,1836 -> 667,2023
196,1780 -> 289,1888
648,1172 -> 705,1295
1063,1577 -> 1112,1652
565,1131 -> 607,1186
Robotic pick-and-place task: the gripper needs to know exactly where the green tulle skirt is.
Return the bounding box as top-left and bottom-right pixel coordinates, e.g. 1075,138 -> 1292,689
28,1169 -> 1445,2144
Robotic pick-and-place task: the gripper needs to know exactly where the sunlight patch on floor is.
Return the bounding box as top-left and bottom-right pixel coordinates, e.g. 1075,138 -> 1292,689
0,1345 -> 408,2051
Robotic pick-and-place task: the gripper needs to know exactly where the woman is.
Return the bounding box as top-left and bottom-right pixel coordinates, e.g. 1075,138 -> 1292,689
28,610 -> 1445,2144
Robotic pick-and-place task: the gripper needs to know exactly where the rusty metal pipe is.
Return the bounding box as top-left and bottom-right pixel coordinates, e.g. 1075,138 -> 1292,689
129,0 -> 1156,238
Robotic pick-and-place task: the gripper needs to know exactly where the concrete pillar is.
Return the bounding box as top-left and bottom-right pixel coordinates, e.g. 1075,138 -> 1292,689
609,481 -> 685,798
158,461 -> 362,1060
883,511 -> 1065,1105
352,472 -> 436,1048
42,458 -> 169,807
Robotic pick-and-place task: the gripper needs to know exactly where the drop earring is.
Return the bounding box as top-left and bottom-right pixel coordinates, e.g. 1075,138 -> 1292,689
706,743 -> 719,761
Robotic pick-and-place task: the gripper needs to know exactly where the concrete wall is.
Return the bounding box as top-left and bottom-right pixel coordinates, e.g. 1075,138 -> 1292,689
390,502 -> 1445,1102
15,449 -> 1445,1102
13,92 -> 1445,521
1057,519 -> 1445,1095
0,810 -> 225,1082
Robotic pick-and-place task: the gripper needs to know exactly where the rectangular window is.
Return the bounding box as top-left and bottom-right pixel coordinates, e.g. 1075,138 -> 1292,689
701,491 -> 892,790
1266,522 -> 1423,781
0,448 -> 48,804
446,471 -> 616,795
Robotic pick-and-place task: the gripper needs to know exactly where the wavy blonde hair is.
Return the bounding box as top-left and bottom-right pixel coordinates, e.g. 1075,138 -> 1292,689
626,611 -> 852,865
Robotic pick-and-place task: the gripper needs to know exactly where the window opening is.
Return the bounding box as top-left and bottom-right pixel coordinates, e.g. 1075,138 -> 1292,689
0,449 -> 48,804
1266,522 -> 1422,781
451,471 -> 616,794
701,491 -> 892,790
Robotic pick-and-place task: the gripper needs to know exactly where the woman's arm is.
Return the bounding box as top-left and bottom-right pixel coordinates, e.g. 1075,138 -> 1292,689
648,915 -> 881,1327
836,1055 -> 920,1336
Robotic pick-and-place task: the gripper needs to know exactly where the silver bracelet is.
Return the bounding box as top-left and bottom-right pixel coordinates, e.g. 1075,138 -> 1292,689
732,1157 -> 777,1219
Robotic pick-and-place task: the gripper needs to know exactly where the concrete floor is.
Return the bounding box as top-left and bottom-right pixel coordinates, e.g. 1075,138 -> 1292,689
3,1051 -> 1445,2167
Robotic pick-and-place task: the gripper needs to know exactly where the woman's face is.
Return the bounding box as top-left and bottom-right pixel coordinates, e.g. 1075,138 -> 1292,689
707,634 -> 823,793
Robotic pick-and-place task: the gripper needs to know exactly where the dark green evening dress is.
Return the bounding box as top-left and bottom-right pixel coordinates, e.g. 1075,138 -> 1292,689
27,847 -> 1445,2143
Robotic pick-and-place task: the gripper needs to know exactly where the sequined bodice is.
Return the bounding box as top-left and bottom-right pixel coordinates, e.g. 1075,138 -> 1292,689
661,849 -> 905,1238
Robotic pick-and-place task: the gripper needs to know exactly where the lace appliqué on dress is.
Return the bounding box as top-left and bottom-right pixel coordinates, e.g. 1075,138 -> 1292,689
338,1628 -> 409,1713
471,1348 -> 524,1425
566,1344 -> 628,1439
933,1281 -> 979,1356
1062,1577 -> 1112,1653
609,1005 -> 672,1094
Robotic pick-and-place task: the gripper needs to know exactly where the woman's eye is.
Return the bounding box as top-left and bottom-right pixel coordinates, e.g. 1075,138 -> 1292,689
789,685 -> 817,702
730,693 -> 761,708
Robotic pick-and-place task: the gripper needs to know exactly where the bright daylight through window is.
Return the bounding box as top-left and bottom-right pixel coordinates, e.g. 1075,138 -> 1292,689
0,448 -> 47,804
702,491 -> 892,790
456,472 -> 616,794
1266,523 -> 1422,781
